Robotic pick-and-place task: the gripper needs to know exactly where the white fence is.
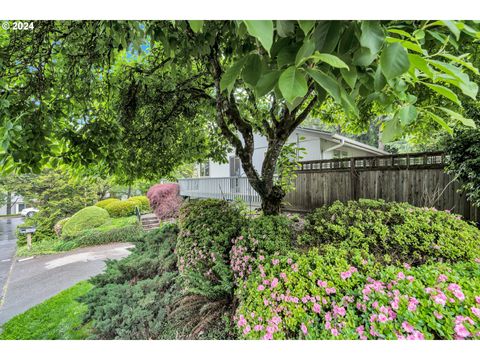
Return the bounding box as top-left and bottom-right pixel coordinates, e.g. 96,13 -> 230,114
178,177 -> 261,206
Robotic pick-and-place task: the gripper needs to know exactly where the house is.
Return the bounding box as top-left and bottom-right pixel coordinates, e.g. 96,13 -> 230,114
0,193 -> 25,216
179,127 -> 389,205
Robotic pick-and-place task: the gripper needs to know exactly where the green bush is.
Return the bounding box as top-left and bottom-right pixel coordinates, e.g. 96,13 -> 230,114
61,225 -> 143,248
104,200 -> 137,217
127,196 -> 150,212
299,199 -> 480,266
95,198 -> 120,209
231,215 -> 294,283
235,249 -> 480,340
176,199 -> 245,299
62,206 -> 110,237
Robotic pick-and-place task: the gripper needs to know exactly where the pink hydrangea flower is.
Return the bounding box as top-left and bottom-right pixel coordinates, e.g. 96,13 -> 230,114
356,325 -> 365,335
237,315 -> 247,327
476,296 -> 480,304
397,272 -> 405,280
408,297 -> 419,311
434,311 -> 444,320
243,325 -> 251,335
407,275 -> 415,282
333,306 -> 346,317
263,332 -> 273,340
254,324 -> 263,331
341,271 -> 352,280
454,324 -> 470,338
270,278 -> 279,289
325,287 -> 336,295
437,274 -> 448,282
471,307 -> 480,318
258,255 -> 265,261
317,280 -> 327,288
257,285 -> 265,291
271,258 -> 279,266
313,303 -> 321,314
404,263 -> 411,270
331,328 -> 339,336
402,321 -> 414,333
378,314 -> 388,323
300,323 -> 308,335
280,272 -> 287,280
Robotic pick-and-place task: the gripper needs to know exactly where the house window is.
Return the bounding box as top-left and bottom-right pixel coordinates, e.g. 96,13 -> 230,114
199,161 -> 210,177
333,150 -> 348,159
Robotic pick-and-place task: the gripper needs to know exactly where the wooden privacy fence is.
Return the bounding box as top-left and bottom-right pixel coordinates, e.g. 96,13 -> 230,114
285,151 -> 480,223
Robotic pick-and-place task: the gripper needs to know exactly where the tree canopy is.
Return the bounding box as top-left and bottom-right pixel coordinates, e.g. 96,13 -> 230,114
1,20 -> 479,213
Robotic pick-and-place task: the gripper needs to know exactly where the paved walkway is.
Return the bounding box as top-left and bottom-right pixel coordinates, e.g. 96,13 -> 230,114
0,242 -> 133,325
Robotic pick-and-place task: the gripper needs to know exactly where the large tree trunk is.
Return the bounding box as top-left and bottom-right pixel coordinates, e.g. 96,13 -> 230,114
260,185 -> 285,215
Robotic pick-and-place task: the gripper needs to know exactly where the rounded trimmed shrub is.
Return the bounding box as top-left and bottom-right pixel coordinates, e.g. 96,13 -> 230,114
299,199 -> 480,265
95,198 -> 121,209
235,249 -> 480,340
62,206 -> 110,237
127,196 -> 150,212
104,200 -> 137,218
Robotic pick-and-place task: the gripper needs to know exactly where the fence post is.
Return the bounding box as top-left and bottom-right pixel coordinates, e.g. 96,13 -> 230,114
350,157 -> 359,200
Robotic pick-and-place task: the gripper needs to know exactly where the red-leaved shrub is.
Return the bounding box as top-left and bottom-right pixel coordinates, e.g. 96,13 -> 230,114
146,183 -> 182,220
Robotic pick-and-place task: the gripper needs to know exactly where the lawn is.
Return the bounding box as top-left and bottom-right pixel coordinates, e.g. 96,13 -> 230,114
0,281 -> 93,340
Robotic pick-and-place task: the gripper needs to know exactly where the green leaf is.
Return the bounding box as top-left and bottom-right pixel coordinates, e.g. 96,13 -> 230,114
298,20 -> 315,35
398,105 -> 417,125
386,37 -> 424,54
220,57 -> 247,95
340,66 -> 357,89
408,54 -> 434,78
387,28 -> 414,40
310,52 -> 350,70
295,40 -> 316,66
382,117 -> 402,143
242,54 -> 262,86
244,21 -> 274,53
440,53 -> 480,75
360,21 -> 385,55
424,111 -> 453,135
380,43 -> 410,80
423,83 -> 461,105
428,59 -> 479,99
255,71 -> 280,97
439,107 -> 476,128
188,21 -> 204,33
374,65 -> 387,91
340,90 -> 359,118
276,21 -> 294,37
353,47 -> 376,67
305,68 -> 341,103
278,66 -> 308,104
441,20 -> 461,40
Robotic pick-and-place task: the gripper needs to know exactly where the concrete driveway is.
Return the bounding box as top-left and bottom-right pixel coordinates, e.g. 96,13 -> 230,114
0,242 -> 133,325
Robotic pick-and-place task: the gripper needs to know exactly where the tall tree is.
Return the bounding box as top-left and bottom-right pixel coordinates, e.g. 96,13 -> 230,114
1,20 -> 479,214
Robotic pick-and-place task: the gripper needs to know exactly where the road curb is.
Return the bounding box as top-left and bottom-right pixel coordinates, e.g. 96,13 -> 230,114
0,251 -> 17,310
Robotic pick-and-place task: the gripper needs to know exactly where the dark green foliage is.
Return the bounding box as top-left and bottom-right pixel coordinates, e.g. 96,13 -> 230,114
61,225 -> 143,249
445,103 -> 480,208
81,224 -> 181,339
176,199 -> 245,298
299,199 -> 480,265
240,215 -> 294,255
91,225 -> 178,287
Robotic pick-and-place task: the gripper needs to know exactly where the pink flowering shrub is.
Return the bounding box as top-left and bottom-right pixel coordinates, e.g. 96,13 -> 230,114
298,199 -> 480,265
176,199 -> 245,298
230,215 -> 293,284
146,183 -> 182,220
234,247 -> 480,340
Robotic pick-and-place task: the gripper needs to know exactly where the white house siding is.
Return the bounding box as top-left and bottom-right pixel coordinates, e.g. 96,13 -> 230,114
203,129 -> 383,178
0,194 -> 25,216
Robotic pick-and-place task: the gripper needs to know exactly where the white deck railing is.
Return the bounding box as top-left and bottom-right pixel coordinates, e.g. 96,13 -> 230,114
178,177 -> 261,206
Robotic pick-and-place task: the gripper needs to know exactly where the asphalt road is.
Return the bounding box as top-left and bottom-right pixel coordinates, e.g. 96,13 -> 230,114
0,217 -> 23,306
0,238 -> 133,325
